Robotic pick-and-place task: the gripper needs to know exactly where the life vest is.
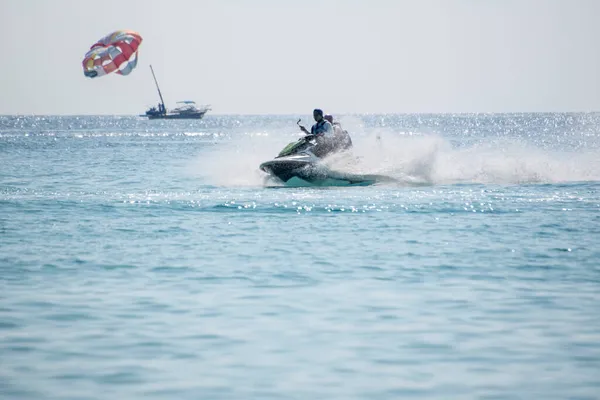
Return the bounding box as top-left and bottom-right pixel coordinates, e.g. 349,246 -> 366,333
311,120 -> 332,136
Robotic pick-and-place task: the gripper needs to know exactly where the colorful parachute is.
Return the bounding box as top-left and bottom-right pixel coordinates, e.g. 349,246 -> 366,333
82,30 -> 143,78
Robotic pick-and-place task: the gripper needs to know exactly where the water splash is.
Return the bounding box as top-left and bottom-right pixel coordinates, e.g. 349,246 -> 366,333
186,116 -> 600,187
334,132 -> 600,185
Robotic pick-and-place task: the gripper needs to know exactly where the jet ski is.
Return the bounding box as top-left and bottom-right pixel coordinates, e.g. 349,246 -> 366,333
259,136 -> 394,186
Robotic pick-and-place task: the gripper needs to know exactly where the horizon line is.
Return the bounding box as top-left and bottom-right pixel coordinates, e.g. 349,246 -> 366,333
1,110 -> 599,117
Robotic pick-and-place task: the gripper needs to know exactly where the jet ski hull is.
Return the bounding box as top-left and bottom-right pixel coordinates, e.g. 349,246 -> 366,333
260,157 -> 390,186
259,157 -> 324,183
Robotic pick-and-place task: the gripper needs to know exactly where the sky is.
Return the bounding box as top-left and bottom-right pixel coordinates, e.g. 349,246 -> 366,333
1,0 -> 599,115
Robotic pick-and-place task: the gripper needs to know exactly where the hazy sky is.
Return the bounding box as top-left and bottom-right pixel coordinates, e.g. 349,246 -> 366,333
1,0 -> 599,115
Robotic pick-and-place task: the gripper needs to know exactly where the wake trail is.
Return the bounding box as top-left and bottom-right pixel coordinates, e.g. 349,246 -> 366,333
188,125 -> 600,187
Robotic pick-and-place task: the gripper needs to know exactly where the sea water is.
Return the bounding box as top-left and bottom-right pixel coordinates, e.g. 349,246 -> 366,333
1,114 -> 599,399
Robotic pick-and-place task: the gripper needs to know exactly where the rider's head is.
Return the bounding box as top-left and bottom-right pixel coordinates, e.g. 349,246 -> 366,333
324,114 -> 333,123
313,109 -> 324,122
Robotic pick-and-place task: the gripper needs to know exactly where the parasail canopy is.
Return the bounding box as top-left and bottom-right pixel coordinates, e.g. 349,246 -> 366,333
82,30 -> 143,78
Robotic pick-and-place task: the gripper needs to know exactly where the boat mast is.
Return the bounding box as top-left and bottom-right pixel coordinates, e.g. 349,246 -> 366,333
149,65 -> 166,112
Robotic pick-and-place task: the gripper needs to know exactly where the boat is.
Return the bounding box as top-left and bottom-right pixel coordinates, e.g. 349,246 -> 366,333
142,65 -> 211,120
145,100 -> 210,120
259,135 -> 393,186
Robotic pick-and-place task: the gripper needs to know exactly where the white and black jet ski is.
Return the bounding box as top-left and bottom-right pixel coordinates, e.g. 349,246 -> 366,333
259,135 -> 394,186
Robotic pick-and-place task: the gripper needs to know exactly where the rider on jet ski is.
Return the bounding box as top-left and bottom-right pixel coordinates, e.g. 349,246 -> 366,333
298,109 -> 336,158
299,109 -> 333,138
299,109 -> 353,157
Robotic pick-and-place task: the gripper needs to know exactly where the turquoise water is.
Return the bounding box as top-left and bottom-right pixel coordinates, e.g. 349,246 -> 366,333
1,114 -> 600,399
